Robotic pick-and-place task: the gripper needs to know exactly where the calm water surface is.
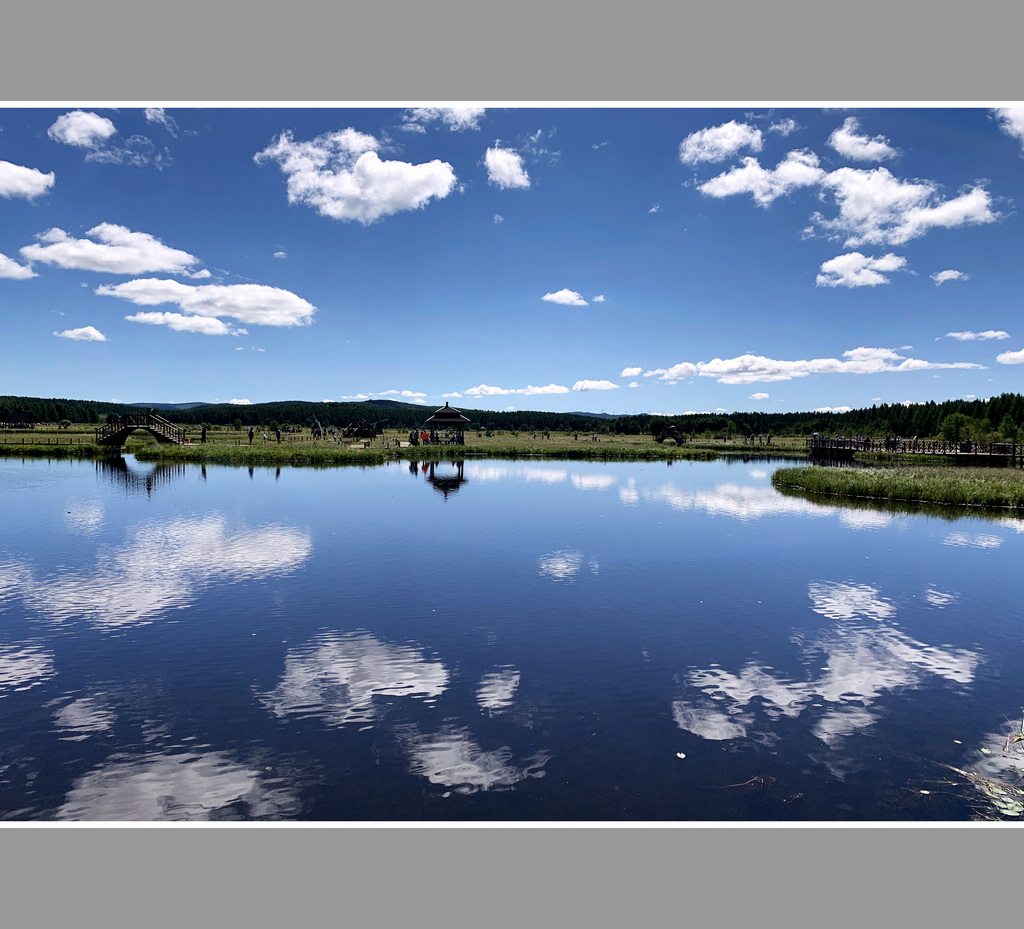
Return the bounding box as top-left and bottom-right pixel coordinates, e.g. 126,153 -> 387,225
2,453 -> 1023,821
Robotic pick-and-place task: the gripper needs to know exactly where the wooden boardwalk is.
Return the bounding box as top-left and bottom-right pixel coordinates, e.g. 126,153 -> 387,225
808,436 -> 1022,466
95,411 -> 186,447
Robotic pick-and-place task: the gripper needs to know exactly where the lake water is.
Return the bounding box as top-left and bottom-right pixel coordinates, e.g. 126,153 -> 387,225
2,453 -> 1023,822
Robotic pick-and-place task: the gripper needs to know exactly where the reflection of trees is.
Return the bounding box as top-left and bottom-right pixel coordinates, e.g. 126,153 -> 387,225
94,456 -> 190,498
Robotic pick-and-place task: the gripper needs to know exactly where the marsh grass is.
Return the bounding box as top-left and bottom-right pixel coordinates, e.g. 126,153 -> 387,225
773,464 -> 1024,510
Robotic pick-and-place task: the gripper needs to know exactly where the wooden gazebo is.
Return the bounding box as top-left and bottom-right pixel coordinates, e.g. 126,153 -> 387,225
424,402 -> 471,445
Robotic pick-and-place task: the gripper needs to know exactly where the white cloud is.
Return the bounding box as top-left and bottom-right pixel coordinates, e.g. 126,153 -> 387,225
628,382 -> 639,388
493,214 -> 504,224
815,166 -> 997,248
815,405 -> 853,413
485,146 -> 530,189
620,366 -> 642,377
932,269 -> 968,285
947,330 -> 1008,341
230,399 -> 252,404
996,348 -> 1024,364
0,160 -> 55,199
827,117 -> 897,161
572,379 -> 619,391
0,252 -> 35,279
749,392 -> 769,400
647,346 -> 984,385
769,118 -> 797,136
699,150 -> 825,206
679,120 -> 762,165
592,294 -> 605,302
47,110 -> 117,148
463,383 -> 569,397
54,326 -> 107,341
649,204 -> 660,213
816,251 -> 907,288
125,312 -> 245,336
403,107 -> 485,132
274,250 -> 287,259
255,128 -> 457,224
542,288 -> 586,306
97,278 -> 315,329
21,224 -> 199,275
994,107 -> 1024,150
145,107 -> 178,136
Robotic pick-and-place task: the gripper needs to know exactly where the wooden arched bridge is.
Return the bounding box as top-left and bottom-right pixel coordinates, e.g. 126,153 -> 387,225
95,411 -> 186,447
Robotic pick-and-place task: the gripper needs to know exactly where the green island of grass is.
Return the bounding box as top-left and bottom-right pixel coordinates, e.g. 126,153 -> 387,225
772,464 -> 1024,511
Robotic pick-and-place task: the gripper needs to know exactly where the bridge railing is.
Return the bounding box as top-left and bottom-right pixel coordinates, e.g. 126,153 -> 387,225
807,436 -> 1020,459
95,412 -> 185,445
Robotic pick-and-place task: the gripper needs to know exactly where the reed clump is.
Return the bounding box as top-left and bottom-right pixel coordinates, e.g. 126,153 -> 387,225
772,464 -> 1024,510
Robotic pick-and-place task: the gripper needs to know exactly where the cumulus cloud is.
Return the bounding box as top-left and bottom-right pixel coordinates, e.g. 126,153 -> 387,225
749,392 -> 769,400
21,224 -> 199,275
996,348 -> 1024,364
0,160 -> 55,199
947,330 -> 1008,341
592,294 -> 605,302
827,117 -> 897,161
542,289 -> 586,306
572,379 -> 619,391
644,346 -> 984,385
48,110 -> 117,148
932,269 -> 969,285
255,128 -> 457,224
699,150 -> 825,206
620,366 -> 642,377
679,120 -> 762,165
125,312 -> 245,336
816,251 -> 907,288
97,278 -> 315,330
814,166 -> 997,248
485,146 -> 530,189
463,383 -> 569,397
402,107 -> 485,132
54,326 -> 107,341
0,252 -> 35,279
994,107 -> 1024,150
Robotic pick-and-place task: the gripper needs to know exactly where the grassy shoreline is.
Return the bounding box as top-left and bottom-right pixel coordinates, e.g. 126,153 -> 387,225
773,464 -> 1024,510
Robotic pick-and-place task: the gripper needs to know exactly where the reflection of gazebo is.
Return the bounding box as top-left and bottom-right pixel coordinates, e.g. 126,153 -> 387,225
426,460 -> 467,498
424,402 -> 471,445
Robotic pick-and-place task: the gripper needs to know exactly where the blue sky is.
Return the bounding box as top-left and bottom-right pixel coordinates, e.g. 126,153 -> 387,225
2,105 -> 1023,416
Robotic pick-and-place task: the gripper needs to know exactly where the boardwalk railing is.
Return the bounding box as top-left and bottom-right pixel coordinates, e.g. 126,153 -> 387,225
96,412 -> 185,446
808,436 -> 1021,463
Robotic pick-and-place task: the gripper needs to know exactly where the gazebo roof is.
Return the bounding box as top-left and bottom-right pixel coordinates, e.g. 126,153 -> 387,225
425,402 -> 471,427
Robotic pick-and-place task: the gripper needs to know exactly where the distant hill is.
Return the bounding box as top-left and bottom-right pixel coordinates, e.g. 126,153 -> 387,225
4,392 -> 1024,440
130,402 -> 215,410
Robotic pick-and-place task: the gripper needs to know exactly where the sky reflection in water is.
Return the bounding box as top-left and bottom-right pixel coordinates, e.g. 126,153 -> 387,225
2,454 -> 1024,821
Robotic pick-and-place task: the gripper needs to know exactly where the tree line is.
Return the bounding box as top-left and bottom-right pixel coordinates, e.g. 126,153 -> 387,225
3,392 -> 1024,441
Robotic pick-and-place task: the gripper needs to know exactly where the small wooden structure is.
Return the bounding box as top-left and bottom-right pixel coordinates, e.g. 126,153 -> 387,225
424,402 -> 471,445
96,410 -> 185,446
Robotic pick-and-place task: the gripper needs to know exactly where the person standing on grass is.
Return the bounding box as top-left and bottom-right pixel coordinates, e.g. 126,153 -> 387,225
248,426 -> 254,446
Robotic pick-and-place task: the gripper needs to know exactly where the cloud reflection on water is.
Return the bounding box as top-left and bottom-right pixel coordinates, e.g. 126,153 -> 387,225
260,631 -> 449,727
673,580 -> 980,767
395,724 -> 549,795
16,514 -> 311,628
56,749 -> 300,821
0,643 -> 56,696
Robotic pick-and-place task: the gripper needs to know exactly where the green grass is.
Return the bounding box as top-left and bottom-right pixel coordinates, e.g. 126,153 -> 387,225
773,464 -> 1024,510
